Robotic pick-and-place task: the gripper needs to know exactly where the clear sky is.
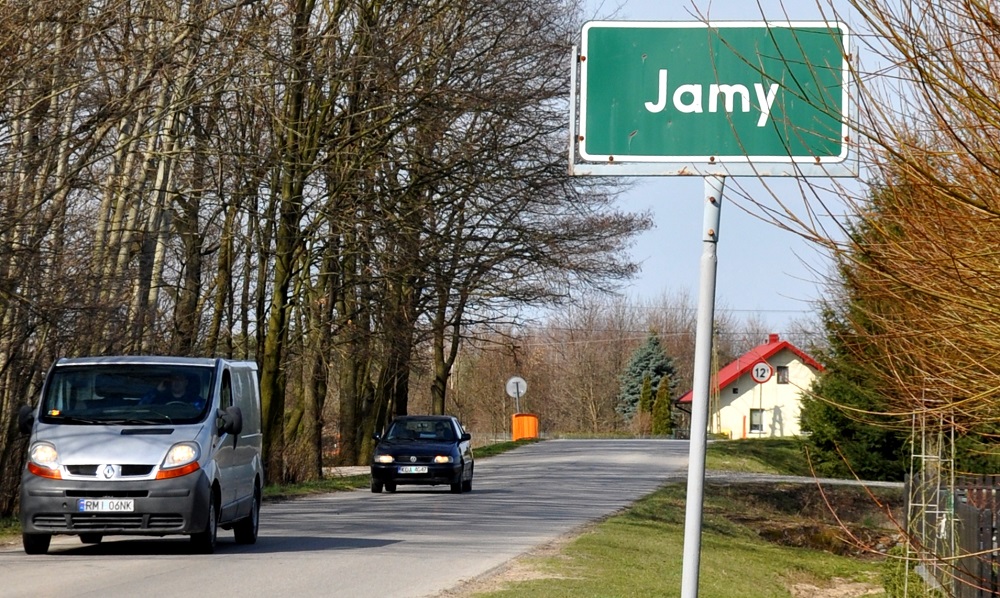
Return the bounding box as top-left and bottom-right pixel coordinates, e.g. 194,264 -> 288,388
580,0 -> 862,335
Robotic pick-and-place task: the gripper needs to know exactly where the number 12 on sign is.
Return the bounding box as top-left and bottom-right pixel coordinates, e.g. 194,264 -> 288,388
751,362 -> 773,383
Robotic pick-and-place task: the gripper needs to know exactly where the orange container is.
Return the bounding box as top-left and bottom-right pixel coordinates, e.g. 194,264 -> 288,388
512,413 -> 539,441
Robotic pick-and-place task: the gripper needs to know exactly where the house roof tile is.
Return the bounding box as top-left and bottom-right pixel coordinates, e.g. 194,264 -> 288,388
677,333 -> 823,404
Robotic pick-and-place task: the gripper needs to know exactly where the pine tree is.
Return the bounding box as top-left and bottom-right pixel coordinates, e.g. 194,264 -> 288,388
616,331 -> 677,422
800,308 -> 908,481
652,375 -> 673,436
638,374 -> 653,415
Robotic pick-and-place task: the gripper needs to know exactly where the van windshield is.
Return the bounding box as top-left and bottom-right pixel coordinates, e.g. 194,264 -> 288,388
38,365 -> 213,425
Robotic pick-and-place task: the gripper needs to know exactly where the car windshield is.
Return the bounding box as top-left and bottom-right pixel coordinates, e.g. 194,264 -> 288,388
38,364 -> 212,425
386,419 -> 455,441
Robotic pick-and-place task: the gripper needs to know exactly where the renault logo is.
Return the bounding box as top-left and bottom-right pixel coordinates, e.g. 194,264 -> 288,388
102,465 -> 115,479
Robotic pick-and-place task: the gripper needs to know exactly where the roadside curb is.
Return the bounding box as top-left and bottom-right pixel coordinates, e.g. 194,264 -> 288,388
323,466 -> 369,477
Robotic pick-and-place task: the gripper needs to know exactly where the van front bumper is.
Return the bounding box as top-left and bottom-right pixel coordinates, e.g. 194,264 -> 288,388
19,469 -> 211,537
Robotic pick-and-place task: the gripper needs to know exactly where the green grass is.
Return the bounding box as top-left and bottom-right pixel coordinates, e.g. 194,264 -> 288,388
0,516 -> 18,538
473,482 -> 892,598
467,437 -> 896,597
705,438 -> 814,476
263,474 -> 371,500
474,437 -> 543,458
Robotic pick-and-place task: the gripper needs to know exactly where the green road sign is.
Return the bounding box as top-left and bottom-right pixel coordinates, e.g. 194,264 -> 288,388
579,22 -> 850,165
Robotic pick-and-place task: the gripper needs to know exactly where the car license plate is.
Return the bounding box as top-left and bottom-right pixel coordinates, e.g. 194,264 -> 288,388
77,499 -> 134,512
398,466 -> 427,474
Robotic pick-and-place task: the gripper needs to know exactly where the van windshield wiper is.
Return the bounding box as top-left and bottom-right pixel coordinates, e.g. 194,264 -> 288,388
50,415 -> 167,425
116,418 -> 166,425
48,415 -> 111,425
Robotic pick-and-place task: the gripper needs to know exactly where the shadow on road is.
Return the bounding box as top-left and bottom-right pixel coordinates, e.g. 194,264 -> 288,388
45,535 -> 399,556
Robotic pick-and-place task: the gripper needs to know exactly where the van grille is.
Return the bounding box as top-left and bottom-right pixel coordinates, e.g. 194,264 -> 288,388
32,513 -> 184,531
65,490 -> 149,498
65,464 -> 154,478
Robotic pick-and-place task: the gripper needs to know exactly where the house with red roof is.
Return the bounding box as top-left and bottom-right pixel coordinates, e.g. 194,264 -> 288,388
677,333 -> 823,439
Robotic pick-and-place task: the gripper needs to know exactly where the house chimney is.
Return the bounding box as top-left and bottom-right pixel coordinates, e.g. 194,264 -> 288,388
768,333 -> 779,344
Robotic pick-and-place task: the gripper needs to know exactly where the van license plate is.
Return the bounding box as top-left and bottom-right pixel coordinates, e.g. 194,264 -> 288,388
77,499 -> 134,512
398,466 -> 427,474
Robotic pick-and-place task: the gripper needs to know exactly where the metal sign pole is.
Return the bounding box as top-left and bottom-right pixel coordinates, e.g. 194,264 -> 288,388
680,175 -> 725,598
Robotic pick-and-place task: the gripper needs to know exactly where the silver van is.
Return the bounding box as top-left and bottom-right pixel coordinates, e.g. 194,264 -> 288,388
17,356 -> 264,554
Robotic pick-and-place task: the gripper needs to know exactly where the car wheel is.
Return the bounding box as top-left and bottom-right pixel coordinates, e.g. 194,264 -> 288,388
234,485 -> 260,545
79,533 -> 103,545
371,479 -> 384,493
191,493 -> 218,554
462,464 -> 473,492
22,533 -> 51,555
385,483 -> 396,492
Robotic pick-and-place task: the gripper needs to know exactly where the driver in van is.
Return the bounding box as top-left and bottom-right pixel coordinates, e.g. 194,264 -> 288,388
140,372 -> 204,410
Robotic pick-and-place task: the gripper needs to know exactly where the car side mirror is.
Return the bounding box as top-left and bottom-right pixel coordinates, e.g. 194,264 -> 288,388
217,406 -> 243,436
18,405 -> 35,435
460,432 -> 471,442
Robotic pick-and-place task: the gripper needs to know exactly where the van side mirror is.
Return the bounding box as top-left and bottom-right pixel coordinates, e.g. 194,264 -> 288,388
18,405 -> 35,435
217,406 -> 243,436
372,432 -> 382,442
460,432 -> 471,442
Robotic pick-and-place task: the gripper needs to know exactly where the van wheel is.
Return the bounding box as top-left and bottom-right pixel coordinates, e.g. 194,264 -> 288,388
234,486 -> 260,545
371,480 -> 383,493
23,533 -> 51,555
385,483 -> 396,493
79,533 -> 103,544
191,495 -> 218,554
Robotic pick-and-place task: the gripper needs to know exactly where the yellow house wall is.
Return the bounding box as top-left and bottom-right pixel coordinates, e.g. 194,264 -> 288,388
713,349 -> 819,439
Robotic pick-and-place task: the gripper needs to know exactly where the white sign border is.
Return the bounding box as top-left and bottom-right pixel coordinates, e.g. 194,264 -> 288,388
750,361 -> 774,384
571,20 -> 857,178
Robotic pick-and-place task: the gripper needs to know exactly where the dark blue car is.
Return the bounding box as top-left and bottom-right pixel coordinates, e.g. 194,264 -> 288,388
370,415 -> 474,494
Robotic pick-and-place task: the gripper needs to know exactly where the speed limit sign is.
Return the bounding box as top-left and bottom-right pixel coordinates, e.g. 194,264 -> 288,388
750,362 -> 773,383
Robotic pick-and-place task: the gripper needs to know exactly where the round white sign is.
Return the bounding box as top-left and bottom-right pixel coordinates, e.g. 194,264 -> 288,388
750,362 -> 773,384
505,376 -> 528,398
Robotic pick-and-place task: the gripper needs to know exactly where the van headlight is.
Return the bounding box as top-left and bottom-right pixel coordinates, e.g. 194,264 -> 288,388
156,442 -> 201,480
27,442 -> 62,479
433,455 -> 454,464
374,454 -> 394,464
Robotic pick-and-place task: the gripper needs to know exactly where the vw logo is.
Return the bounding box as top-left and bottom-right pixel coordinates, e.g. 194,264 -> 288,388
102,465 -> 115,479
409,456 -> 417,463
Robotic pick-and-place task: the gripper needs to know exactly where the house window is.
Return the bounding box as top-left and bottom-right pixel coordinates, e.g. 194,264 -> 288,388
776,366 -> 789,384
732,387 -> 739,394
749,408 -> 764,433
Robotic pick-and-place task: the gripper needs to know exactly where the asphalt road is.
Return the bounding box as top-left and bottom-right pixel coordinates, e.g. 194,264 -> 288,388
0,439 -> 690,598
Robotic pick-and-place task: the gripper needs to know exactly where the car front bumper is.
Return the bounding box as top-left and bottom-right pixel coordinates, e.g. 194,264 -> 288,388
19,468 -> 212,537
370,462 -> 463,486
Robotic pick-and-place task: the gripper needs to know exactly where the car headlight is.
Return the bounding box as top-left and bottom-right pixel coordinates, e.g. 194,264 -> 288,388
27,442 -> 62,479
375,454 -> 394,464
433,455 -> 453,464
30,442 -> 59,467
156,442 -> 201,479
162,442 -> 200,468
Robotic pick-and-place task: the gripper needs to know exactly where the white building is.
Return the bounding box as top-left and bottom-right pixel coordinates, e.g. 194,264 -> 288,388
678,333 -> 823,438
